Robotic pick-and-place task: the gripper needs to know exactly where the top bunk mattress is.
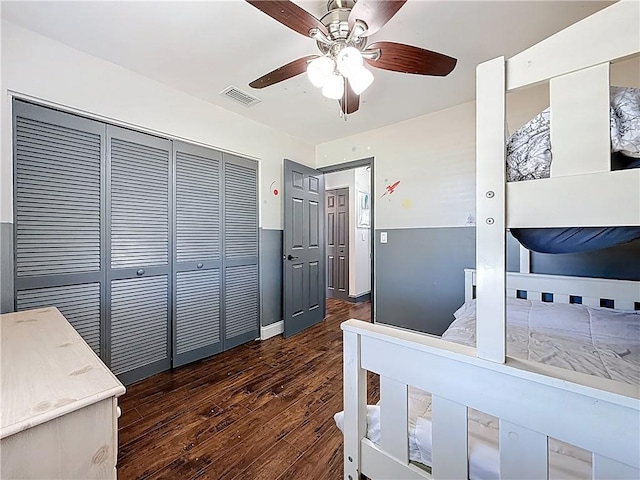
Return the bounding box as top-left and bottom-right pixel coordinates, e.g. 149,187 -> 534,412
507,86 -> 640,182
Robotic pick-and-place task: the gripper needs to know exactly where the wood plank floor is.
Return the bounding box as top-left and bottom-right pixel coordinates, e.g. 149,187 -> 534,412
117,299 -> 378,480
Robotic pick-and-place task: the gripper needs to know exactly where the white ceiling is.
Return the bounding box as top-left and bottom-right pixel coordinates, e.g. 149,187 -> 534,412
1,0 -> 612,145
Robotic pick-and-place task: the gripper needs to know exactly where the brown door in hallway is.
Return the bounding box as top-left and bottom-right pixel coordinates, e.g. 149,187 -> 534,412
326,188 -> 349,301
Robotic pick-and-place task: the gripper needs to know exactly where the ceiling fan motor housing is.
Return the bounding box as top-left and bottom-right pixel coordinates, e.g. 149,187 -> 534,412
318,3 -> 367,54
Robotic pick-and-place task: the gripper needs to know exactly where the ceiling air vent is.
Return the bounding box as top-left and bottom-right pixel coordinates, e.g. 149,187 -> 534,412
219,86 -> 261,107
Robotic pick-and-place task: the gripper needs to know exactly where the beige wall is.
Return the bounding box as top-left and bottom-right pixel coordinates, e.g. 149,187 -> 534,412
0,21 -> 315,229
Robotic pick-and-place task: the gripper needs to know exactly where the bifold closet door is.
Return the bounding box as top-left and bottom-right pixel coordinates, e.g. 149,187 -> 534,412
107,126 -> 172,384
173,142 -> 223,367
13,101 -> 106,358
223,154 -> 259,349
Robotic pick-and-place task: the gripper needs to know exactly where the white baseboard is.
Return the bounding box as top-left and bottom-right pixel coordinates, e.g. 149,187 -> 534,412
260,320 -> 284,340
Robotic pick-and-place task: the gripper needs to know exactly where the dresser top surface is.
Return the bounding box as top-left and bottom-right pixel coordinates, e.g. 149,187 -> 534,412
1,307 -> 125,439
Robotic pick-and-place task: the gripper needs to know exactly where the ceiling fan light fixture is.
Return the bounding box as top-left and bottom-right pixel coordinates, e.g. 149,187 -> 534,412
348,66 -> 374,95
322,72 -> 345,100
336,46 -> 363,78
307,56 -> 335,88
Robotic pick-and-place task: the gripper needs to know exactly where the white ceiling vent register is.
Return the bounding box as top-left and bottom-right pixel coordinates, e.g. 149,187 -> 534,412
219,86 -> 261,107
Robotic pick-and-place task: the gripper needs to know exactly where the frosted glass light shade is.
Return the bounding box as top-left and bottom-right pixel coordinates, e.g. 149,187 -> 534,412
322,73 -> 344,100
307,56 -> 335,88
336,47 -> 363,78
349,66 -> 374,95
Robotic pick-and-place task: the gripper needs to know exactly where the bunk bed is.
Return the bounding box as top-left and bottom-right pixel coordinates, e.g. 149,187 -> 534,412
338,2 -> 640,479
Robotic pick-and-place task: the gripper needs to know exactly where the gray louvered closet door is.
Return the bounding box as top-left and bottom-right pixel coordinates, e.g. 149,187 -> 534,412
173,142 -> 223,367
13,101 -> 106,358
107,126 -> 172,385
223,154 -> 259,349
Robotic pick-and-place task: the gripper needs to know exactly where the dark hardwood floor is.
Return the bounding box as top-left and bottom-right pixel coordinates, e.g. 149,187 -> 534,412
117,299 -> 379,480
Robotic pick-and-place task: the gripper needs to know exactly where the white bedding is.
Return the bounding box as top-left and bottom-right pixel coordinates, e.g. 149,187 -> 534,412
335,297 -> 640,479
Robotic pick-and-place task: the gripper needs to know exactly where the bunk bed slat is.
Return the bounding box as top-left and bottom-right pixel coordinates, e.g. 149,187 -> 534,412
505,0 -> 640,91
360,440 -> 428,479
476,56 -> 507,364
379,376 -> 410,463
499,420 -> 549,480
615,300 -> 634,311
431,395 -> 468,479
550,63 -> 611,177
593,454 -> 640,480
343,330 -> 367,480
506,170 -> 640,228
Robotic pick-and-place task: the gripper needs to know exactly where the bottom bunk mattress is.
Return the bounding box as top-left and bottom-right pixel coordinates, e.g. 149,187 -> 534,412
334,297 -> 640,479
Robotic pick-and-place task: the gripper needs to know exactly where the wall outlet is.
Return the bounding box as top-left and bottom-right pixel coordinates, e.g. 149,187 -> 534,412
380,232 -> 388,244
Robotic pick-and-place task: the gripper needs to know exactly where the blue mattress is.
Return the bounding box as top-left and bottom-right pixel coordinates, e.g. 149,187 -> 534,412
511,227 -> 640,254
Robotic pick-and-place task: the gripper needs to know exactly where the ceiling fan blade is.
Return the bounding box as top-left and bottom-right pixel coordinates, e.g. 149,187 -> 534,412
249,55 -> 318,89
348,0 -> 407,37
246,0 -> 328,37
340,78 -> 360,115
364,42 -> 457,76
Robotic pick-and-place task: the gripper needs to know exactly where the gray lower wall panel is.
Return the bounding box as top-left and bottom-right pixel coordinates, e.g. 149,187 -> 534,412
260,228 -> 283,326
1,223 -> 14,314
375,227 -> 476,336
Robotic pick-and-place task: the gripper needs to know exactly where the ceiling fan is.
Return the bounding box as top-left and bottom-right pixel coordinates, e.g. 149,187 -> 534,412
246,0 -> 457,116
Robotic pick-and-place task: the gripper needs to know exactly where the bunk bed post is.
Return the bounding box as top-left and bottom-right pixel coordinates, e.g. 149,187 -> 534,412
343,329 -> 367,480
475,56 -> 507,363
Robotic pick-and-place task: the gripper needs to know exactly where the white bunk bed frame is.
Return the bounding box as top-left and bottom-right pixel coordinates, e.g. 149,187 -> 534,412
341,2 -> 640,479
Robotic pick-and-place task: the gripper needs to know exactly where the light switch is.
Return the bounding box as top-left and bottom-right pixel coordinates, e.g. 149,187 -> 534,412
380,232 -> 387,243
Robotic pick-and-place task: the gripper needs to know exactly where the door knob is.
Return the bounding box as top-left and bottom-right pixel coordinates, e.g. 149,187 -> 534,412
287,254 -> 299,260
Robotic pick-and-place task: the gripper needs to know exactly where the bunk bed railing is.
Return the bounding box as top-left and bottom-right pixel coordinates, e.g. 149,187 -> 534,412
464,268 -> 640,310
342,319 -> 640,480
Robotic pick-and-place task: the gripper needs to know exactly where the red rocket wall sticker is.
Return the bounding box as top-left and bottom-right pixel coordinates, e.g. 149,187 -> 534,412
381,180 -> 400,197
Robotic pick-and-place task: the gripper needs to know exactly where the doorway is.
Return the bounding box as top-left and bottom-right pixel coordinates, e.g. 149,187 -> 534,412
320,159 -> 374,321
282,158 -> 374,338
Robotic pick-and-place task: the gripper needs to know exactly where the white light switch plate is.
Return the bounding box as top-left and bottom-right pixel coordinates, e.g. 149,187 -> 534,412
380,232 -> 387,243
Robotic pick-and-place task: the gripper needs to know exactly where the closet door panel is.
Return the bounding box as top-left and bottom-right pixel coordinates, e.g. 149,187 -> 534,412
173,143 -> 223,367
107,126 -> 171,384
224,161 -> 258,259
16,284 -> 101,356
224,264 -> 258,348
15,108 -> 102,277
176,149 -> 221,263
110,137 -> 169,269
110,276 -> 169,379
175,269 -> 221,365
223,155 -> 259,349
13,100 -> 106,360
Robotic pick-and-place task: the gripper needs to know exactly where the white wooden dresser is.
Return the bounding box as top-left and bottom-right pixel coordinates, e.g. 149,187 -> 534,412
1,307 -> 126,479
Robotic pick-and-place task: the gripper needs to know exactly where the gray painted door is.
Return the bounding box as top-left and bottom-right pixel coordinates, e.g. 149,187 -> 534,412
283,159 -> 326,337
326,188 -> 349,301
223,154 -> 260,349
13,100 -> 106,359
107,125 -> 172,385
173,142 -> 223,367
